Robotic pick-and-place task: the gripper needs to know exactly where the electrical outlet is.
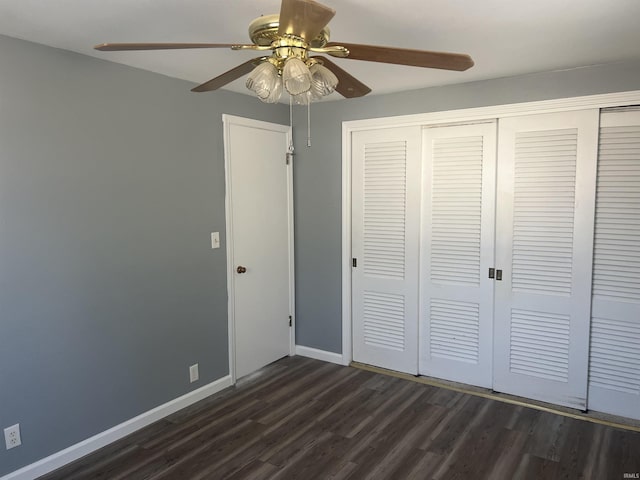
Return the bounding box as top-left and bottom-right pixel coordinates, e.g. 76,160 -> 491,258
189,364 -> 199,383
4,424 -> 21,450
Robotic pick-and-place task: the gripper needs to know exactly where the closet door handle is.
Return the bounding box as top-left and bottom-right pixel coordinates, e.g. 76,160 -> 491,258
488,268 -> 495,279
496,269 -> 503,281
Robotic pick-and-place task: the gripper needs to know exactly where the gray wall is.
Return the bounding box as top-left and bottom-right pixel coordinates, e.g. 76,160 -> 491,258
292,60 -> 640,353
0,35 -> 287,476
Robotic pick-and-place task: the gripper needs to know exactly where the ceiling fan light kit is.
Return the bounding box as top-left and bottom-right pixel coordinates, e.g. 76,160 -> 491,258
310,63 -> 338,97
246,61 -> 282,102
93,0 -> 474,102
282,56 -> 313,95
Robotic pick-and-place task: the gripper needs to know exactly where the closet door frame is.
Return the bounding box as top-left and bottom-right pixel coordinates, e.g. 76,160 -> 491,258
342,90 -> 640,367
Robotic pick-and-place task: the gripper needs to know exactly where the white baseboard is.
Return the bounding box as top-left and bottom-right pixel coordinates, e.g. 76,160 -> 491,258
295,345 -> 346,365
2,375 -> 233,480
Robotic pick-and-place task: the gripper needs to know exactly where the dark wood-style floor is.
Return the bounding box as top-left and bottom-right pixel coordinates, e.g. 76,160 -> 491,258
40,356 -> 640,480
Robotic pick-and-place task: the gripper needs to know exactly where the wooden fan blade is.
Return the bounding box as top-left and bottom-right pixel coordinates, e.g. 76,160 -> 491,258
325,42 -> 474,71
278,0 -> 335,42
191,58 -> 263,92
94,43 -> 248,51
313,57 -> 371,98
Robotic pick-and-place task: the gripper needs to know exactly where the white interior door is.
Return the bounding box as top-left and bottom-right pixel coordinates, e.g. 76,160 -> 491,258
352,126 -> 422,374
223,115 -> 293,380
493,110 -> 599,409
419,122 -> 496,388
588,108 -> 640,420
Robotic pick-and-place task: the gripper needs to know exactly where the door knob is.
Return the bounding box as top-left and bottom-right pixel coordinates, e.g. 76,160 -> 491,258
236,266 -> 247,274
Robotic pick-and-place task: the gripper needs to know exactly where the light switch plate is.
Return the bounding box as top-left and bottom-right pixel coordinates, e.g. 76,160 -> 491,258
211,232 -> 220,249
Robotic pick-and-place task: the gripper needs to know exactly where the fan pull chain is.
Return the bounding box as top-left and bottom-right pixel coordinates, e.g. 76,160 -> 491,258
289,94 -> 293,129
307,101 -> 311,147
287,95 -> 295,161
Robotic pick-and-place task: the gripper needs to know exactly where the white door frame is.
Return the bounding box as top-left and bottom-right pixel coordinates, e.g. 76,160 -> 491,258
223,114 -> 295,383
341,90 -> 640,368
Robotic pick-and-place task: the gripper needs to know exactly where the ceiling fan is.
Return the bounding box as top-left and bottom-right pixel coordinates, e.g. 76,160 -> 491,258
95,0 -> 474,103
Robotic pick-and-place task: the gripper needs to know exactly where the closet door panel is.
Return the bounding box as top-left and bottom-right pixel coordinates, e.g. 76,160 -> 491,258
493,110 -> 599,409
588,109 -> 640,419
352,127 -> 422,374
419,122 -> 496,387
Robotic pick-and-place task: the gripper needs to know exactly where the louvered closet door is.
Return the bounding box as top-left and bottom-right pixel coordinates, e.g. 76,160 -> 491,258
493,110 -> 599,409
419,122 -> 496,387
588,109 -> 640,420
352,127 -> 421,374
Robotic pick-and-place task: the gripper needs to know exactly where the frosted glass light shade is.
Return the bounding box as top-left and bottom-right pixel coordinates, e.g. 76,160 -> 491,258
292,91 -> 312,105
282,57 -> 312,95
310,63 -> 338,98
263,77 -> 283,103
246,62 -> 281,102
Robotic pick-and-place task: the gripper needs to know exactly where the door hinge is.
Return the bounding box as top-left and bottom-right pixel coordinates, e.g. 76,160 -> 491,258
352,258 -> 357,268
288,315 -> 292,327
286,151 -> 294,165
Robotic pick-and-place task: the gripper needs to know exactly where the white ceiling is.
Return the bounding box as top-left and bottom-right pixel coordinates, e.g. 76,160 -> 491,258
1,0 -> 639,101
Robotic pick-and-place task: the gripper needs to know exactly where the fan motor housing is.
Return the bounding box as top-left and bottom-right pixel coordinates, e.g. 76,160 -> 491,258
248,14 -> 330,47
